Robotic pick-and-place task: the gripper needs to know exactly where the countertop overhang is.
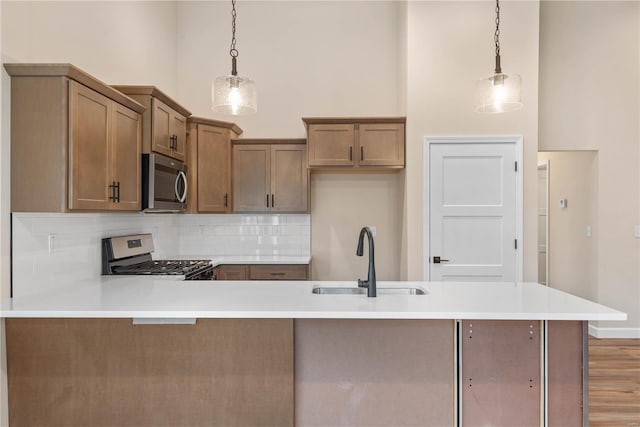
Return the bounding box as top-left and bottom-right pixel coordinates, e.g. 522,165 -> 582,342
0,279 -> 626,321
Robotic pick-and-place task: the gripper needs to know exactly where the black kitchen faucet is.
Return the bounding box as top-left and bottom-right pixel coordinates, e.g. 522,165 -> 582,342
356,226 -> 376,297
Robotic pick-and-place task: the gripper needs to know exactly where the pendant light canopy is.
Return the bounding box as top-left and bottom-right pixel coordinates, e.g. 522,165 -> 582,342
475,0 -> 522,113
212,0 -> 257,115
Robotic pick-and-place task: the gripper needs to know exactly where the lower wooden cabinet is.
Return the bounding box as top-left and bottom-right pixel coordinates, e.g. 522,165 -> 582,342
214,264 -> 249,280
214,264 -> 310,280
5,318 -> 294,427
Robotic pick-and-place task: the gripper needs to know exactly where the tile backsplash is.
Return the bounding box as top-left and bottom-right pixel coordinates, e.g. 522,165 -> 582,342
178,214 -> 311,257
12,213 -> 310,298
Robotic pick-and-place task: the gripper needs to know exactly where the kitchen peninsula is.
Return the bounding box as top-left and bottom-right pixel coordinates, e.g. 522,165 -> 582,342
0,279 -> 625,427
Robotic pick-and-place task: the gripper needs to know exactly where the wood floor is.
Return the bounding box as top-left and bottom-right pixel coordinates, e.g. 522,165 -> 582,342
589,337 -> 640,427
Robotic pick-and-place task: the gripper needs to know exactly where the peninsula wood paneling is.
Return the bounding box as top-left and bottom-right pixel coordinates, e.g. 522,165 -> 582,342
548,320 -> 585,427
295,319 -> 455,426
461,320 -> 541,427
6,318 -> 293,427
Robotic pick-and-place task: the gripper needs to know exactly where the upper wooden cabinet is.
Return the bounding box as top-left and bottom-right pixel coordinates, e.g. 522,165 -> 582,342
232,140 -> 308,213
186,117 -> 243,213
5,63 -> 144,212
303,117 -> 405,170
112,86 -> 191,162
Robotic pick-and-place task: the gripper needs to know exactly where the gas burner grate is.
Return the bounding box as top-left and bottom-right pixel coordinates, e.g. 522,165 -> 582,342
113,260 -> 212,276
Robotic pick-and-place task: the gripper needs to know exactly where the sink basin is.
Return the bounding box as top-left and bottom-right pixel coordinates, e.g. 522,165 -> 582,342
312,286 -> 427,295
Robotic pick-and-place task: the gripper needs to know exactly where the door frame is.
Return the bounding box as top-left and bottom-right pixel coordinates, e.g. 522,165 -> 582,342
537,160 -> 550,286
422,136 -> 524,282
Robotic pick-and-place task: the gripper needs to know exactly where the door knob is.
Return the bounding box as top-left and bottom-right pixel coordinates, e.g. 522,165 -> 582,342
433,256 -> 450,264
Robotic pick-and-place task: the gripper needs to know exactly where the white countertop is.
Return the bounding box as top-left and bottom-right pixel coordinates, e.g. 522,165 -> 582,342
0,278 -> 626,320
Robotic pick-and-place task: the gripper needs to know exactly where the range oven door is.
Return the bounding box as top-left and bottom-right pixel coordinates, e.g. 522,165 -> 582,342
142,153 -> 187,212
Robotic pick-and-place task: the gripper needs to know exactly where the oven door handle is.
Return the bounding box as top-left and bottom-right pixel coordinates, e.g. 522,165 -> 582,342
175,171 -> 188,203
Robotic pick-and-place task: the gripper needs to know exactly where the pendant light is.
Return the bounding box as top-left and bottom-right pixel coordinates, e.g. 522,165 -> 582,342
475,0 -> 522,113
212,0 -> 257,115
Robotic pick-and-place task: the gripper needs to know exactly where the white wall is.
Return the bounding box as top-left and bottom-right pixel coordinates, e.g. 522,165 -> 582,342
176,1 -> 402,138
402,1 -> 540,281
1,1 -> 178,95
538,151 -> 599,301
311,173 -> 401,281
539,1 -> 640,335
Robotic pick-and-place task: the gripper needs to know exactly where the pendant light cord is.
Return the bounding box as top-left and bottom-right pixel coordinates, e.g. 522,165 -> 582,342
229,0 -> 239,75
494,0 -> 502,74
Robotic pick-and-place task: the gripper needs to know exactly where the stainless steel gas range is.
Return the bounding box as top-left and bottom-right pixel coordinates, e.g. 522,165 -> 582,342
102,234 -> 213,280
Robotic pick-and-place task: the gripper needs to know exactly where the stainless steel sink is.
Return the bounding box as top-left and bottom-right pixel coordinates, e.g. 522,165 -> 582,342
312,287 -> 427,295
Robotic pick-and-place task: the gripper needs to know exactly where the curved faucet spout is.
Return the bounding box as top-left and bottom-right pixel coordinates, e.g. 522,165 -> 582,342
356,227 -> 376,297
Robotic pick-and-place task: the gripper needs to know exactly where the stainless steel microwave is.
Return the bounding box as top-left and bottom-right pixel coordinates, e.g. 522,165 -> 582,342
142,153 -> 187,212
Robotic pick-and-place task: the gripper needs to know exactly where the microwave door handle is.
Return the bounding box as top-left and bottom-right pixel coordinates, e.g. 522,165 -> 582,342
176,171 -> 188,203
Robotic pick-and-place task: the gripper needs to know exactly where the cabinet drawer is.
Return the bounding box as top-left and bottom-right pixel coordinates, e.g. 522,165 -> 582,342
214,265 -> 249,280
249,265 -> 309,280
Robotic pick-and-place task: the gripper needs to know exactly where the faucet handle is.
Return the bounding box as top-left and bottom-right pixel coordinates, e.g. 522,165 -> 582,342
357,279 -> 366,288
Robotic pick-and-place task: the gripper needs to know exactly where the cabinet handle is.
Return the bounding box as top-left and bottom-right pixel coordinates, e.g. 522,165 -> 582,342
270,272 -> 286,276
224,193 -> 228,207
116,181 -> 121,203
108,181 -> 117,202
361,146 -> 364,161
271,194 -> 274,208
349,146 -> 353,161
266,194 -> 269,208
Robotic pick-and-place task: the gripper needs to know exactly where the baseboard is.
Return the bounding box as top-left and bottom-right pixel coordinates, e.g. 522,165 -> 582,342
588,323 -> 640,339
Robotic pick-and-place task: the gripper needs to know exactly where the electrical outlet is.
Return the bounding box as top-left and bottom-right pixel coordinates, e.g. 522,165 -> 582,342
368,226 -> 377,237
586,225 -> 592,238
47,234 -> 56,253
635,225 -> 640,239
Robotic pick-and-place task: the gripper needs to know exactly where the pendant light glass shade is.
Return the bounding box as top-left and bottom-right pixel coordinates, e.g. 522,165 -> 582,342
475,73 -> 522,113
212,75 -> 257,115
212,0 -> 257,116
476,0 -> 522,114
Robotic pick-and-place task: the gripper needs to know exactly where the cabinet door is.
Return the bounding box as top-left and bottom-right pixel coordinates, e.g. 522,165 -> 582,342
111,104 -> 142,211
215,265 -> 249,280
233,144 -> 271,212
170,109 -> 187,162
151,98 -> 173,158
68,81 -> 111,210
307,124 -> 355,167
197,125 -> 231,212
271,144 -> 308,213
357,123 -> 405,167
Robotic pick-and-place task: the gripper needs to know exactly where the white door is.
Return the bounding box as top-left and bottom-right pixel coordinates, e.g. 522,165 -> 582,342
428,140 -> 519,281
